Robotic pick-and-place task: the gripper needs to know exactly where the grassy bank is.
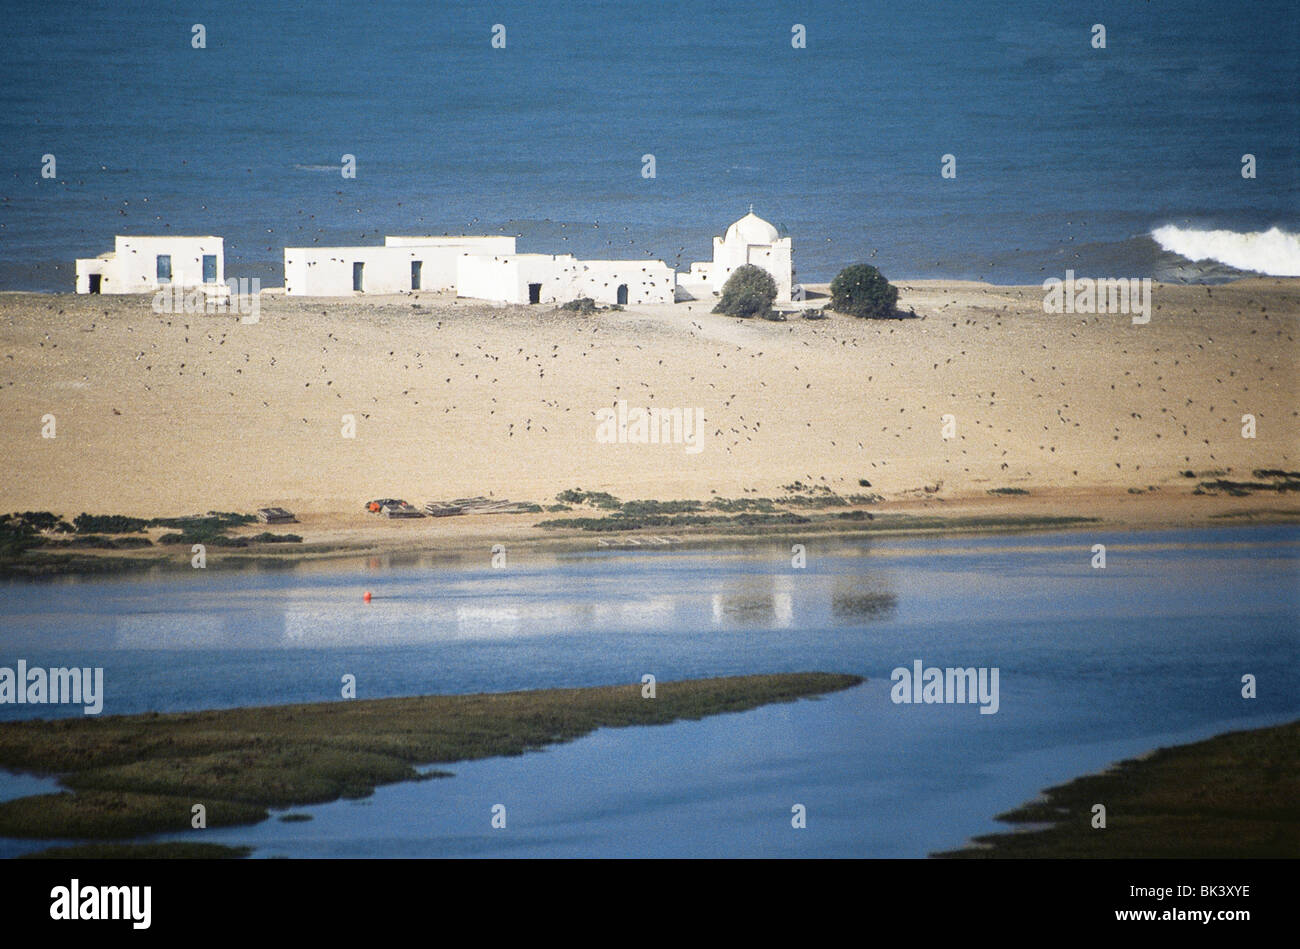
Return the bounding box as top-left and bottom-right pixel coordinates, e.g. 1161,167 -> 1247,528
936,719 -> 1300,858
0,672 -> 862,841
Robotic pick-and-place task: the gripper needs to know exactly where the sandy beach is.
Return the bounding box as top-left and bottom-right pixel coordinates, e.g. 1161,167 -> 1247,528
1,279 -> 1297,549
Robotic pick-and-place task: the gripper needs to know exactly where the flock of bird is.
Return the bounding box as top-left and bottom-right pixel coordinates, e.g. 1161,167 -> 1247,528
3,280 -> 1291,503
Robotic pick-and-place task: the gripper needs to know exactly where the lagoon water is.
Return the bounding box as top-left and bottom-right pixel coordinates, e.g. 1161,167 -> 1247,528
2,0 -> 1298,290
0,525 -> 1296,857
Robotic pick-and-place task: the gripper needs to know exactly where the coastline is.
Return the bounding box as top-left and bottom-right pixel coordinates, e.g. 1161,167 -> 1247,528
937,718 -> 1300,859
3,487 -> 1295,578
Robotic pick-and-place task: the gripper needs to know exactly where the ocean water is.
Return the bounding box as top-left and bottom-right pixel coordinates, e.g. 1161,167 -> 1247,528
0,0 -> 1296,291
0,526 -> 1295,857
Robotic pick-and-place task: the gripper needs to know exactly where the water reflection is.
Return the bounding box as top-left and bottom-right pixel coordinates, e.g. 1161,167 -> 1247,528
830,587 -> 899,621
24,547 -> 908,649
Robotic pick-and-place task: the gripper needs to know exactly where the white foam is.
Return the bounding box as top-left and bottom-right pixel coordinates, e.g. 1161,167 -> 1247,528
1151,225 -> 1300,277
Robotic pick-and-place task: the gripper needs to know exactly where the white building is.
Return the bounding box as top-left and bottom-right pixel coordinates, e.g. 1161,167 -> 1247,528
456,253 -> 675,305
284,236 -> 515,296
75,236 -> 225,294
684,210 -> 794,302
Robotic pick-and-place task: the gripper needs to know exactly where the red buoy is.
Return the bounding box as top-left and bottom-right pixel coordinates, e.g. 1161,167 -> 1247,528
363,591 -> 372,603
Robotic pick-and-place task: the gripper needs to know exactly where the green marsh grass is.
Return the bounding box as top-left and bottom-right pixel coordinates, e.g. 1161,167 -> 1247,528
0,672 -> 862,841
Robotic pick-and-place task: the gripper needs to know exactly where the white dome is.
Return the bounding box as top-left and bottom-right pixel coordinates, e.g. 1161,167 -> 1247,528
724,211 -> 780,245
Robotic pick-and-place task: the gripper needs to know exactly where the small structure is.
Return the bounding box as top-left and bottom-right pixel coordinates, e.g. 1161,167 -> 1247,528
75,236 -> 226,295
445,497 -> 533,515
256,507 -> 297,524
683,210 -> 794,302
424,501 -> 465,517
381,501 -> 424,519
284,236 -> 515,296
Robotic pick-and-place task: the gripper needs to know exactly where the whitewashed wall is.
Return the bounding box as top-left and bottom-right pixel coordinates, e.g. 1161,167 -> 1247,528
284,245 -> 425,295
284,237 -> 519,296
563,259 -> 675,304
76,236 -> 224,293
456,255 -> 675,305
455,254 -> 572,303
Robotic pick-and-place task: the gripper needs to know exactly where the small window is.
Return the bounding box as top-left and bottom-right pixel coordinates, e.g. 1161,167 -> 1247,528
202,255 -> 217,283
353,262 -> 364,292
156,255 -> 171,283
411,260 -> 422,290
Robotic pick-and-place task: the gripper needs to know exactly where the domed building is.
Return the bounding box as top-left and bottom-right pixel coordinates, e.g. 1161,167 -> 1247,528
683,208 -> 795,302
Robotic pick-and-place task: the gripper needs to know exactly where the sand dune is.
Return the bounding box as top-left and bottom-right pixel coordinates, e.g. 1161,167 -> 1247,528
1,280 -> 1296,523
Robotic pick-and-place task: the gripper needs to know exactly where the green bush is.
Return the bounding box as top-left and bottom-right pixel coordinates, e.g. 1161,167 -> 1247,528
73,513 -> 148,534
7,512 -> 73,533
59,535 -> 153,549
248,532 -> 303,544
555,489 -> 621,509
713,264 -> 777,318
829,264 -> 899,319
149,511 -> 254,530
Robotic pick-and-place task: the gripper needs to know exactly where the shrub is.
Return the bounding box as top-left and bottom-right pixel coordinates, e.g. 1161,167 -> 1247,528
73,513 -> 148,534
7,512 -> 73,533
149,511 -> 254,530
60,535 -> 153,549
713,265 -> 777,318
555,489 -> 621,509
829,264 -> 899,319
248,532 -> 303,544
560,298 -> 598,315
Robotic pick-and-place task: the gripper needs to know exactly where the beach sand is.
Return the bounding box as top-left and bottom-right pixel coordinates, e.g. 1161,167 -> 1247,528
1,279 -> 1296,545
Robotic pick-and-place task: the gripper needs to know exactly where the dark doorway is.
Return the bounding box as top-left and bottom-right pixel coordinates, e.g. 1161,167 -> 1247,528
202,254 -> 217,283
411,260 -> 422,290
352,262 -> 364,292
88,274 -> 101,294
616,284 -> 628,305
528,283 -> 541,304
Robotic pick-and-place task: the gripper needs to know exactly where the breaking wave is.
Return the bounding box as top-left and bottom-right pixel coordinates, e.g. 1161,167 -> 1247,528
1150,225 -> 1300,277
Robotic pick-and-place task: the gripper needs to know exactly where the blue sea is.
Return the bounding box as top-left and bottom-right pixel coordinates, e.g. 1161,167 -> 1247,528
0,0 -> 1297,291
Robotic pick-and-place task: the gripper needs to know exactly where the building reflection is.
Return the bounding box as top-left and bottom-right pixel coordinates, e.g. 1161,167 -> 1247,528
708,572 -> 898,628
